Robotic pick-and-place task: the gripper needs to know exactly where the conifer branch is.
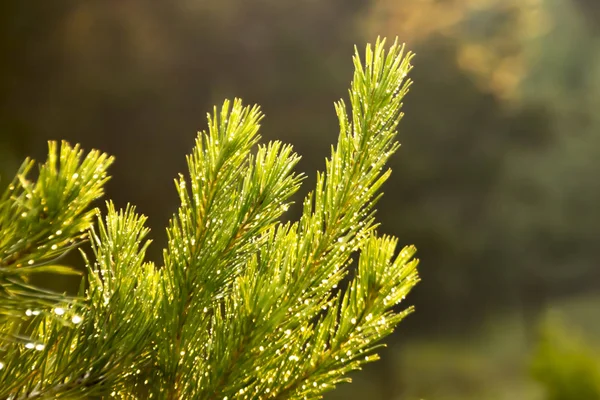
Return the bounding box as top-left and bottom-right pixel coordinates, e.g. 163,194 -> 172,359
0,141 -> 113,350
0,38 -> 419,400
0,203 -> 160,399
190,37 -> 416,400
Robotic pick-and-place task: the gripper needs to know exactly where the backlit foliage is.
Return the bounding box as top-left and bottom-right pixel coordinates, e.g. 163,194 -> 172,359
0,39 -> 419,399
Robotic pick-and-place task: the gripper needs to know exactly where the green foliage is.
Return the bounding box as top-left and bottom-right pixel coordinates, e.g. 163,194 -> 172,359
531,315 -> 600,400
0,142 -> 113,327
0,38 -> 419,399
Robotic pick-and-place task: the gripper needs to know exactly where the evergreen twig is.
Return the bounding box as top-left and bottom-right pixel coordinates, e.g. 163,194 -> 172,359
0,38 -> 419,400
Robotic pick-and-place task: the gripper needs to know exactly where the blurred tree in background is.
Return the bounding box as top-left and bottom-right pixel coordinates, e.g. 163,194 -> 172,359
366,0 -> 550,99
531,314 -> 600,400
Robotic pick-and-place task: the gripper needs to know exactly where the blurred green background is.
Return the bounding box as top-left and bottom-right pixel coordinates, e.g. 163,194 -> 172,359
2,0 -> 600,398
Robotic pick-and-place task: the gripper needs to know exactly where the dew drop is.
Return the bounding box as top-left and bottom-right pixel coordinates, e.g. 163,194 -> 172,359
54,307 -> 65,316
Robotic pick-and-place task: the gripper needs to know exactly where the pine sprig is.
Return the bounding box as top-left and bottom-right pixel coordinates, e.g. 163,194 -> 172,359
155,99 -> 304,398
0,38 -> 419,400
0,141 -> 113,344
0,203 -> 160,399
191,38 -> 416,400
0,142 -> 113,269
284,238 -> 418,398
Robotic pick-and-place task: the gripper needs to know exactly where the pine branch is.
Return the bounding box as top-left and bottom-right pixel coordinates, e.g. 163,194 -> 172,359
0,37 -> 420,400
154,99 -> 304,398
275,237 -> 418,399
192,37 -> 415,400
0,203 -> 160,399
0,141 -> 113,360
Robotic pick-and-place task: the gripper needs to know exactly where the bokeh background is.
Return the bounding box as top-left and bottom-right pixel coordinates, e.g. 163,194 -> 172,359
2,0 -> 600,399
